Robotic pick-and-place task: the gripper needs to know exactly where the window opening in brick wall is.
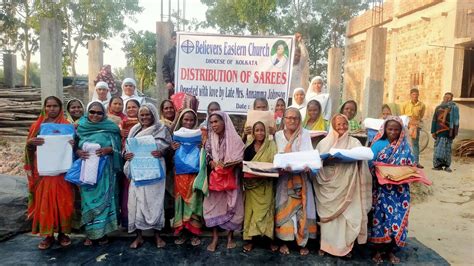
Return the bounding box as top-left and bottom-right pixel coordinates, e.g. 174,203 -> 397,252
461,48 -> 474,98
410,72 -> 424,87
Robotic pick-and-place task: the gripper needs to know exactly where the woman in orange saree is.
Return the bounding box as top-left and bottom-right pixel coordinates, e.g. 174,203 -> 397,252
24,96 -> 74,250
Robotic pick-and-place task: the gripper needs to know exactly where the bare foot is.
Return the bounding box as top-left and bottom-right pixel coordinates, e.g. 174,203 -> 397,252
372,252 -> 383,264
155,235 -> 166,248
227,239 -> 236,249
318,249 -> 325,256
190,236 -> 201,246
279,244 -> 290,255
174,235 -> 186,245
243,242 -> 253,253
38,236 -> 55,250
83,238 -> 93,246
270,243 -> 279,252
130,237 -> 144,249
207,239 -> 218,252
299,247 -> 309,256
388,252 -> 400,264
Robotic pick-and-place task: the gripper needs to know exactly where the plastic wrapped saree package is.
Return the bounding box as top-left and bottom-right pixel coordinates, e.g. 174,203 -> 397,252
126,135 -> 164,186
37,134 -> 73,176
173,128 -> 202,174
273,149 -> 322,172
319,147 -> 374,162
39,123 -> 75,136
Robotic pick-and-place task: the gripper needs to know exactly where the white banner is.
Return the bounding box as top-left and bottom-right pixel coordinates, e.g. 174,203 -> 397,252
175,32 -> 294,114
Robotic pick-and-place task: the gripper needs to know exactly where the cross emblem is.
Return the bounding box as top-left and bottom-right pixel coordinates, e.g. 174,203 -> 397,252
180,40 -> 194,54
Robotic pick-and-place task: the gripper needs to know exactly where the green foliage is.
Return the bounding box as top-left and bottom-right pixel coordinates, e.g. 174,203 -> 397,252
17,62 -> 41,87
200,0 -> 368,77
122,30 -> 157,92
113,67 -> 126,82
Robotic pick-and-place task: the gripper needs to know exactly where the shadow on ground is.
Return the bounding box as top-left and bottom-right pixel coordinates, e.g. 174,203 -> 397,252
0,234 -> 448,265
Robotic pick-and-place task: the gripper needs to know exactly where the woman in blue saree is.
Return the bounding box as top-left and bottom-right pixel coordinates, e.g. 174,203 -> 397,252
369,116 -> 414,263
76,102 -> 122,245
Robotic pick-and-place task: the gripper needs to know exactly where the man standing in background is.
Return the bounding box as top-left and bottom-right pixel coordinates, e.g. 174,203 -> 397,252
431,92 -> 460,172
401,88 -> 426,168
162,31 -> 177,99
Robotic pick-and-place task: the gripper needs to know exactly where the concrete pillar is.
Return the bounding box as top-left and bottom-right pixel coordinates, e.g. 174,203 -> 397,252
154,21 -> 173,106
361,27 -> 387,119
88,40 -> 104,102
3,53 -> 17,88
327,47 -> 343,117
40,18 -> 63,101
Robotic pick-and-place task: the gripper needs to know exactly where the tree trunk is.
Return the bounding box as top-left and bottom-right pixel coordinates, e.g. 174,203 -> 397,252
64,5 -> 74,77
139,73 -> 145,92
23,26 -> 30,86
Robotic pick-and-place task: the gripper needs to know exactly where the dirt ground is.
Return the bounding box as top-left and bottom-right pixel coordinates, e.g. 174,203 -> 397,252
1,138 -> 472,264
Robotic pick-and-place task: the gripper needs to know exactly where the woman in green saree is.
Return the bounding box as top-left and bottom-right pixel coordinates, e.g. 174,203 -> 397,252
76,102 -> 122,245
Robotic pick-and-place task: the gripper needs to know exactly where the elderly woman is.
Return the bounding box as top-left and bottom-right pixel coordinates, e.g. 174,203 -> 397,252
274,107 -> 317,256
25,96 -> 74,250
242,121 -> 277,253
204,111 -> 245,252
124,103 -> 171,249
369,116 -> 414,264
65,99 -> 84,125
313,114 -> 372,257
121,78 -> 144,105
289,88 -> 307,119
305,76 -> 331,120
92,81 -> 112,110
76,102 -> 122,245
171,109 -> 204,246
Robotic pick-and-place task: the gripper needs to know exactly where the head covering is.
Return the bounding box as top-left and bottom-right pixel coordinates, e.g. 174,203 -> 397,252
303,99 -> 326,131
121,78 -> 144,104
371,116 -> 414,166
282,107 -> 305,153
77,102 -> 122,171
174,108 -> 198,132
290,87 -> 307,120
65,98 -> 85,123
24,96 -> 69,218
249,122 -> 277,163
92,81 -> 112,107
205,111 -> 244,164
382,103 -> 400,117
273,97 -> 286,130
107,96 -> 126,122
317,114 -> 351,154
94,64 -> 116,94
306,76 -> 325,100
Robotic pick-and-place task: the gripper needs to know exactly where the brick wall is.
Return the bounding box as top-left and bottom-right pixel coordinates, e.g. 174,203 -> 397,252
343,0 -> 453,125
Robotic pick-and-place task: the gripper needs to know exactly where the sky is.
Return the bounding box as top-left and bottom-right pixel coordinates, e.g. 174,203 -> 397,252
28,0 -> 210,75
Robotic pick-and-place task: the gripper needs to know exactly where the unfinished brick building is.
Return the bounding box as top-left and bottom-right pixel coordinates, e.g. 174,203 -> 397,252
343,0 -> 473,133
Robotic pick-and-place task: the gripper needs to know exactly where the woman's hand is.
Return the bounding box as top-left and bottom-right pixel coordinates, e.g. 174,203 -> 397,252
96,147 -> 113,156
151,150 -> 162,158
68,139 -> 75,147
171,141 -> 180,150
284,166 -> 292,172
124,152 -> 134,161
210,160 -> 218,170
432,133 -> 436,140
269,126 -> 276,135
121,129 -> 130,138
304,166 -> 311,173
244,126 -> 252,135
28,137 -> 44,147
76,149 -> 89,159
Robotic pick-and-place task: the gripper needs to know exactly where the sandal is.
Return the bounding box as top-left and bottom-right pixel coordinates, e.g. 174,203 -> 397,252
174,236 -> 186,245
58,234 -> 72,247
190,236 -> 201,247
38,236 -> 55,250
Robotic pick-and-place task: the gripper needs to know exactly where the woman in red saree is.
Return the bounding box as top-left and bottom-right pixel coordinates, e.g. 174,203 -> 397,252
24,96 -> 74,250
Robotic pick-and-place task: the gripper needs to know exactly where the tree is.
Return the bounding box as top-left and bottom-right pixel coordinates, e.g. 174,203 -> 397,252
61,0 -> 143,76
122,30 -> 156,92
200,0 -> 368,77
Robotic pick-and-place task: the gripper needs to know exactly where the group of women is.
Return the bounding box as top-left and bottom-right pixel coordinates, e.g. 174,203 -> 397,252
25,76 -> 416,264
